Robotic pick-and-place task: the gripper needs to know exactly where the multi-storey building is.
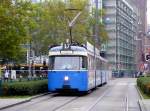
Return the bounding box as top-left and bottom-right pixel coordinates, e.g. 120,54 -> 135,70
145,24 -> 150,73
103,0 -> 137,77
145,24 -> 150,56
127,0 -> 147,73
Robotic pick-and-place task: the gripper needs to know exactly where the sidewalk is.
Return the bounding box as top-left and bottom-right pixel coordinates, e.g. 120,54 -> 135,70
139,99 -> 150,111
0,93 -> 49,110
0,98 -> 31,110
137,86 -> 150,111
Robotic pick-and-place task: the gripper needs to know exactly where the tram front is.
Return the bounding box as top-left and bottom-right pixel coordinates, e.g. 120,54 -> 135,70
48,45 -> 88,92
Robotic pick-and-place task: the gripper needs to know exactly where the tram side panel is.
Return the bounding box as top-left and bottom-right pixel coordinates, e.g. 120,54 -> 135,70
106,70 -> 111,83
87,54 -> 97,90
87,70 -> 96,90
87,70 -> 109,89
87,57 -> 108,89
96,70 -> 102,86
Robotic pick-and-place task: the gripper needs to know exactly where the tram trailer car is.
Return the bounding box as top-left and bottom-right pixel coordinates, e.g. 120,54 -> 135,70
48,42 -> 111,92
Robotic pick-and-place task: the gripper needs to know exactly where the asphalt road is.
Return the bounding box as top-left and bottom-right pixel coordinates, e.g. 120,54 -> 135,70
90,78 -> 141,111
1,78 -> 141,111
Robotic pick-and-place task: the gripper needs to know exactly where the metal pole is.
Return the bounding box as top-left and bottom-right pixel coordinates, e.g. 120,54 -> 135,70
28,40 -> 32,79
69,27 -> 73,44
0,67 -> 2,95
68,11 -> 82,44
95,0 -> 99,44
94,0 -> 99,87
0,79 -> 1,95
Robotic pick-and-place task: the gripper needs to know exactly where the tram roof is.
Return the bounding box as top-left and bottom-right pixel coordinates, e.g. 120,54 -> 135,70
49,43 -> 108,62
50,46 -> 87,52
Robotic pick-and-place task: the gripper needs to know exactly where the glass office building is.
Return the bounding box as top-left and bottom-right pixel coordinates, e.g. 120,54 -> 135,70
103,0 -> 137,77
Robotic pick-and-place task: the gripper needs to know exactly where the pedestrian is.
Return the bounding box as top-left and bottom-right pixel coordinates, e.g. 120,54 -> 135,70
0,66 -> 2,80
4,69 -> 9,82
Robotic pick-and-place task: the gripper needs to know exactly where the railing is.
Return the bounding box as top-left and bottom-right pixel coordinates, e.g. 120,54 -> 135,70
0,69 -> 48,83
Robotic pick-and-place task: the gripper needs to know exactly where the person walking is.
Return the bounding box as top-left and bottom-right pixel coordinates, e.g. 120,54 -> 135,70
0,65 -> 2,95
4,69 -> 9,82
0,66 -> 2,79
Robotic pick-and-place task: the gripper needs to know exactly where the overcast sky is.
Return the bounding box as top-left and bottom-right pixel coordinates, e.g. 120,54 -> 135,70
148,0 -> 150,24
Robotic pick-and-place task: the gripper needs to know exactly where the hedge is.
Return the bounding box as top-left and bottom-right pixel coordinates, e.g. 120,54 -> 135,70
1,80 -> 48,96
137,77 -> 150,95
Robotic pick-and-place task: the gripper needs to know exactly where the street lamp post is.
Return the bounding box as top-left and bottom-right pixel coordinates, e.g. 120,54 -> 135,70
94,0 -> 99,87
28,40 -> 32,80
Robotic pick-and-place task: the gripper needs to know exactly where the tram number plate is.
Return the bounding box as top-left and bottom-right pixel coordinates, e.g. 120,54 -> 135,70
61,51 -> 73,54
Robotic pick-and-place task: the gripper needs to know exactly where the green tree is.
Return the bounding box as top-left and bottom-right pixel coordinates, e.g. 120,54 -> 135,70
0,0 -> 36,63
0,0 -> 109,63
30,0 -> 93,56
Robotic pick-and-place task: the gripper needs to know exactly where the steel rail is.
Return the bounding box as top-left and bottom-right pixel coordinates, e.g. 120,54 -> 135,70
52,97 -> 79,111
125,96 -> 129,111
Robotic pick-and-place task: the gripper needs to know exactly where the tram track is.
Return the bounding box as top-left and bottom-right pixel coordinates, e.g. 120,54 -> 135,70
1,93 -> 80,111
1,78 -> 141,111
86,80 -> 128,111
27,93 -> 58,106
124,96 -> 129,111
52,96 -> 79,111
28,94 -> 79,111
86,85 -> 113,111
87,80 -> 141,111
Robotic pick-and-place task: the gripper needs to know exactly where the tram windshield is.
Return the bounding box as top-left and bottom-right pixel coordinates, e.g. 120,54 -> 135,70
49,56 -> 87,70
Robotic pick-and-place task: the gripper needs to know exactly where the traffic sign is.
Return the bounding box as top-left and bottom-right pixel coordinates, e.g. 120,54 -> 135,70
145,53 -> 150,61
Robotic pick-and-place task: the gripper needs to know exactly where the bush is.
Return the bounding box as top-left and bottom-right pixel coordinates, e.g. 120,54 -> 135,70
1,80 -> 48,96
137,77 -> 150,95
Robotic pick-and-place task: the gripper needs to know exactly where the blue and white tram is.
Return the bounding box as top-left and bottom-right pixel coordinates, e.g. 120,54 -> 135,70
48,42 -> 110,92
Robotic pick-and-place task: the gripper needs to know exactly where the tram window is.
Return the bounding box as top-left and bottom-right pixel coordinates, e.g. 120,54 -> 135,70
82,56 -> 87,70
49,56 -> 54,70
100,60 -> 103,70
96,58 -> 101,70
59,57 -> 79,70
88,57 -> 91,70
49,56 -> 87,70
88,55 -> 94,70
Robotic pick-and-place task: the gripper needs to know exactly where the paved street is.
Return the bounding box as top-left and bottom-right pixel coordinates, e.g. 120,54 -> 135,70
90,78 -> 140,111
0,78 -> 141,111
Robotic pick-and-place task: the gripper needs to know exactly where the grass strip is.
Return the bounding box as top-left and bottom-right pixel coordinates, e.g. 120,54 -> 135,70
138,87 -> 150,99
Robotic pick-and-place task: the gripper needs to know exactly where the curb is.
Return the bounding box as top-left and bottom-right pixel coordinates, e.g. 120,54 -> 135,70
138,100 -> 144,111
136,85 -> 143,99
138,100 -> 147,111
0,92 -> 51,110
0,98 -> 31,110
136,85 -> 147,111
138,100 -> 142,111
30,92 -> 51,100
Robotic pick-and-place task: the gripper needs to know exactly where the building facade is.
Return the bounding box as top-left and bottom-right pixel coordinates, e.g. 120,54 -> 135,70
103,0 -> 137,77
145,24 -> 150,55
144,24 -> 150,73
127,0 -> 147,73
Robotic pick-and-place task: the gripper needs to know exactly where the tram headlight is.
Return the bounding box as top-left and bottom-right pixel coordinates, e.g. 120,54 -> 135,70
64,76 -> 69,81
